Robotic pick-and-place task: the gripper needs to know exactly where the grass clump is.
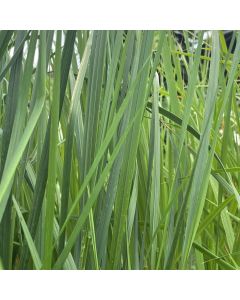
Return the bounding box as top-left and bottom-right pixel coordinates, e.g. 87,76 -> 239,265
0,30 -> 240,270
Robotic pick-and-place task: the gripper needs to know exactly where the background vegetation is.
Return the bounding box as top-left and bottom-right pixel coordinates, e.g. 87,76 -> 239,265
0,30 -> 240,270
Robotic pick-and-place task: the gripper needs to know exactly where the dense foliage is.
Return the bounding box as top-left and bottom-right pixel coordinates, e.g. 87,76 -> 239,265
0,30 -> 240,269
